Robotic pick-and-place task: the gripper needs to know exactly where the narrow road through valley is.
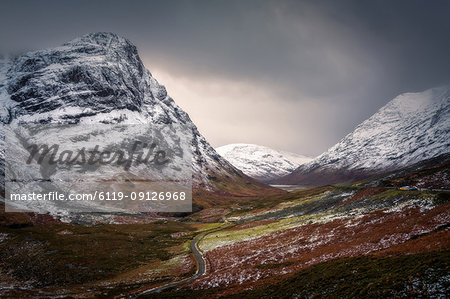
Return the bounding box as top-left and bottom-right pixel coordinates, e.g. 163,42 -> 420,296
130,223 -> 230,297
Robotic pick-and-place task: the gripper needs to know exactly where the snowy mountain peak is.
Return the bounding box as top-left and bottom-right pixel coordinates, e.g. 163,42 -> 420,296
276,85 -> 450,185
216,143 -> 312,182
0,33 -> 276,197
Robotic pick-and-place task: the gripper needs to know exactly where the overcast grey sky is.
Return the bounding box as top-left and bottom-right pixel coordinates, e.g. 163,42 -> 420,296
1,0 -> 449,156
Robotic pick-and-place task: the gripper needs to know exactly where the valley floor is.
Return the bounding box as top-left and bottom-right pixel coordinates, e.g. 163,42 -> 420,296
1,159 -> 449,298
1,185 -> 448,298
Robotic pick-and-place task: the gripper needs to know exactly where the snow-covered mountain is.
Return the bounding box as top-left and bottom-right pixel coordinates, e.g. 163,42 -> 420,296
216,144 -> 312,182
276,86 -> 450,185
0,32 -> 274,201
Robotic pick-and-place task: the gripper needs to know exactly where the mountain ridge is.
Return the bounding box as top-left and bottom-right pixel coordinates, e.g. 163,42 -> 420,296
275,85 -> 450,185
216,143 -> 312,182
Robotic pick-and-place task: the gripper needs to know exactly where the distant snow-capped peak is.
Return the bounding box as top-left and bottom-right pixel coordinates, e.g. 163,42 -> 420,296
216,143 -> 312,182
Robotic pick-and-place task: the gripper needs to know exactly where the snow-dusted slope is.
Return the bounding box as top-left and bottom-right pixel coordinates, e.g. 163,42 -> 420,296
216,144 -> 312,181
0,32 -> 273,196
277,86 -> 450,185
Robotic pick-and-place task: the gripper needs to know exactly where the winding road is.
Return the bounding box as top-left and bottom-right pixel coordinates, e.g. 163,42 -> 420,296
131,223 -> 230,297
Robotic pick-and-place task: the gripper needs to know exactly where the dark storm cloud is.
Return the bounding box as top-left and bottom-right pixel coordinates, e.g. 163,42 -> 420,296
1,0 -> 449,155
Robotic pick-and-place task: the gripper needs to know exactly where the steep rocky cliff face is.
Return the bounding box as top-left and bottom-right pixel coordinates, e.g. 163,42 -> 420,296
0,32 -> 275,200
